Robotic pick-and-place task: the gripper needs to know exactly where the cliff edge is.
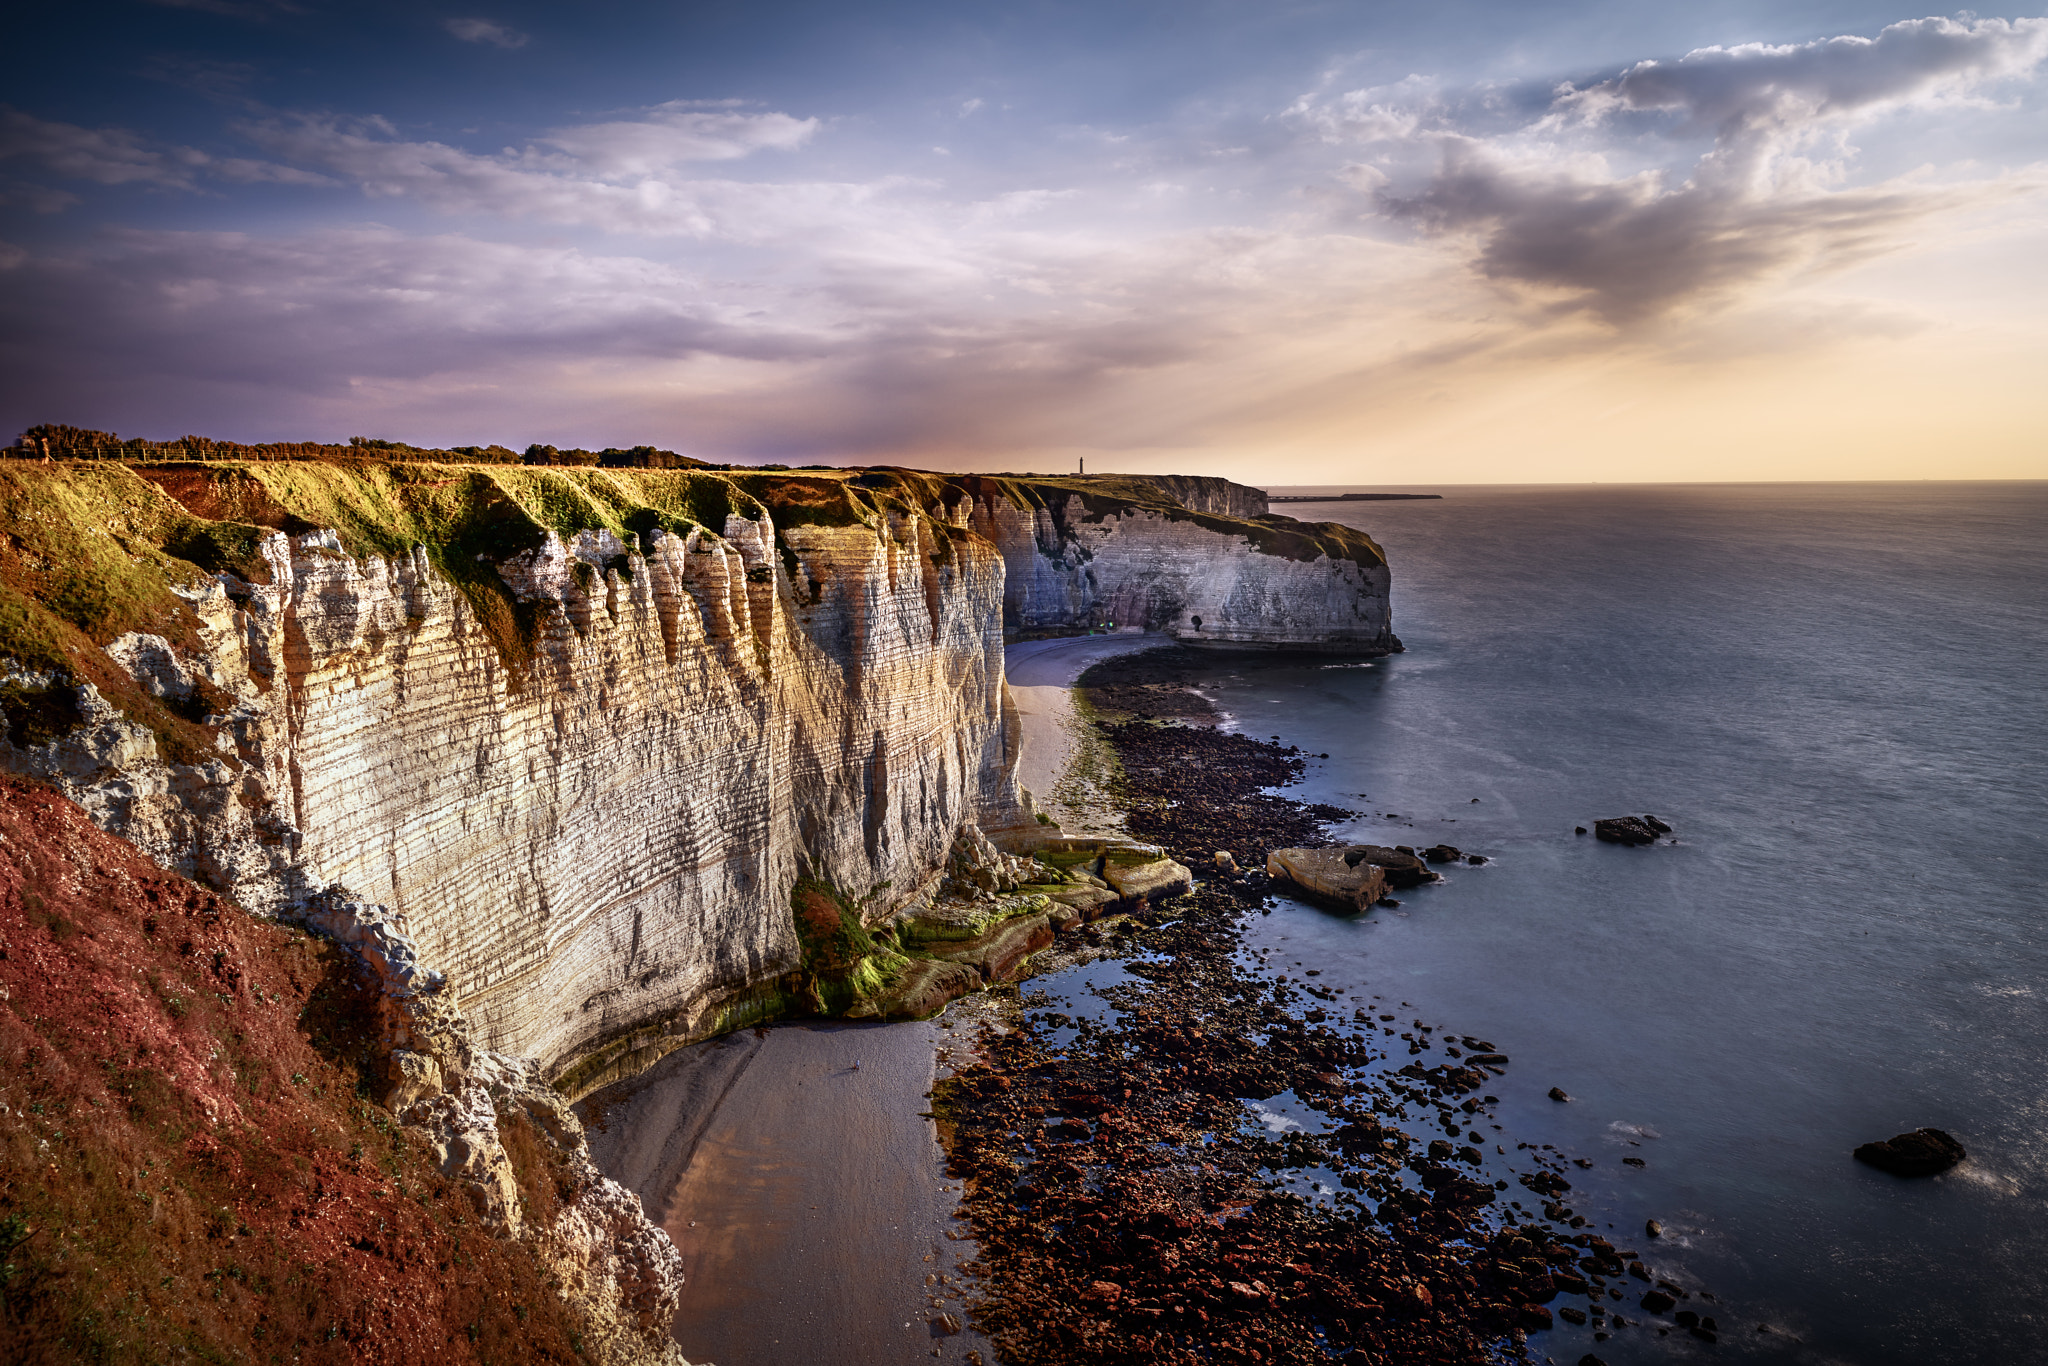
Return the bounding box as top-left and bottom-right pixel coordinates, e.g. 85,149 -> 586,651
0,452 -> 1391,1099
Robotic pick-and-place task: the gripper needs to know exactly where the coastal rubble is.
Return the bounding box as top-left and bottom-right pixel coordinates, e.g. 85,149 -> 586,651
939,645 -> 1721,1364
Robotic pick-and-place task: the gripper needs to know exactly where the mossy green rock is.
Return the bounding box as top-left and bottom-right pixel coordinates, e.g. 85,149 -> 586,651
896,892 -> 1052,945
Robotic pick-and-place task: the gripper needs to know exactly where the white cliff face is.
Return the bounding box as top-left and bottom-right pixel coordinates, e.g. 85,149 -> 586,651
6,499 -> 1018,1093
964,485 -> 1396,651
1,463 -> 1386,1094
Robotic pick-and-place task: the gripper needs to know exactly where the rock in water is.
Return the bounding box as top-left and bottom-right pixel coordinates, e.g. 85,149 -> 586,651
1338,843 -> 1438,888
1853,1128 -> 1966,1176
1268,847 -> 1390,910
1594,816 -> 1662,846
1548,1086 -> 1573,1102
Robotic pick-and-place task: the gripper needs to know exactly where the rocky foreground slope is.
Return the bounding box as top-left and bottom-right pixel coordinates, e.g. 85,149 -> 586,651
0,776 -> 686,1365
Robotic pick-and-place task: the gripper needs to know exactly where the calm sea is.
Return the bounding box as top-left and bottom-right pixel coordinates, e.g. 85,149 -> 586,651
1195,482 -> 2048,1365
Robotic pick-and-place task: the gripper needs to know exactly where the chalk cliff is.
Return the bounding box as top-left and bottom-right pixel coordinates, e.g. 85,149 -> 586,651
0,458 -> 1390,1090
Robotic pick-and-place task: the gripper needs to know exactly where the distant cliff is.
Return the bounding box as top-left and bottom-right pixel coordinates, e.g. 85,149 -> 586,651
957,473 -> 1393,651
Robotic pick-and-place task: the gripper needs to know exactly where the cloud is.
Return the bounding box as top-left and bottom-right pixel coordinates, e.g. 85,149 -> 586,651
1288,75 -> 1441,145
0,108 -> 202,190
1556,15 -> 2048,189
538,105 -> 818,174
1370,16 -> 2048,324
231,112 -> 925,247
0,108 -> 328,199
0,215 -> 1445,462
444,18 -> 529,49
1383,137 -> 1951,323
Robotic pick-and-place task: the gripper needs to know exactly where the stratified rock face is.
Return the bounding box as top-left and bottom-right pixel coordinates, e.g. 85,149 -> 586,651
1,465 -> 1018,1090
1125,474 -> 1269,519
958,476 -> 1393,651
0,459 -> 1392,1094
256,513 -> 1015,1086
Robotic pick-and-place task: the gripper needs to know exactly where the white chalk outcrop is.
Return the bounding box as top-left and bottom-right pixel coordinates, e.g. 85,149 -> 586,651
960,478 -> 1395,650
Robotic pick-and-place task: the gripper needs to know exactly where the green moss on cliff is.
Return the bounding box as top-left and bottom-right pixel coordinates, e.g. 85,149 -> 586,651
788,879 -> 911,1016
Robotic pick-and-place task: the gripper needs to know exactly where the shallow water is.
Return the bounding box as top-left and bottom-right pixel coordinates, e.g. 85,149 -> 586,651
1201,482 -> 2048,1365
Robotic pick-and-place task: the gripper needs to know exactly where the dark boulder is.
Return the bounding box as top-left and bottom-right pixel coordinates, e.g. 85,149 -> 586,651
1466,853 -> 1488,865
1340,844 -> 1438,888
1640,1290 -> 1676,1315
1421,844 -> 1462,864
1853,1128 -> 1966,1177
1594,816 -> 1661,846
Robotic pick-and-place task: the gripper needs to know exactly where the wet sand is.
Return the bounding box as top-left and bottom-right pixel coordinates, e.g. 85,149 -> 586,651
1006,632 -> 1165,833
580,1019 -> 990,1365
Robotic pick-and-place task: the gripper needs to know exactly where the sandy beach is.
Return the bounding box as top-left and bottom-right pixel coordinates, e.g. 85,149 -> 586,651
1005,632 -> 1166,834
579,1017 -> 989,1366
573,634 -> 1161,1365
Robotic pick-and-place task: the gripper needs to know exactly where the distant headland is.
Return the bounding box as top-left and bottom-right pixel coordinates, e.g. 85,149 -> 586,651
1268,491 -> 1443,503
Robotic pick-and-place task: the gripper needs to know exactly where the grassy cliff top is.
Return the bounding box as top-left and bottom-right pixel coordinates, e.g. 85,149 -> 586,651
0,457 -> 1381,701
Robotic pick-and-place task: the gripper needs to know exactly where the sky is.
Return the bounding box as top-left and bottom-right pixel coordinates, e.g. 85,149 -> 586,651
2,1 -> 2044,482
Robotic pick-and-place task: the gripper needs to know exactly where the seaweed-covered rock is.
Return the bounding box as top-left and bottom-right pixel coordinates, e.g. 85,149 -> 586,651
926,912 -> 1056,983
849,958 -> 984,1020
1853,1128 -> 1966,1177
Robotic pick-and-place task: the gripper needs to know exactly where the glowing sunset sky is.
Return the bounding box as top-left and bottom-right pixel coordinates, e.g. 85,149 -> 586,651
3,2 -> 2044,481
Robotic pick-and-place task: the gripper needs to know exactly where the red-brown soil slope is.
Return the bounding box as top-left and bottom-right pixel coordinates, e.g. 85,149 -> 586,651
0,776 -> 597,1365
